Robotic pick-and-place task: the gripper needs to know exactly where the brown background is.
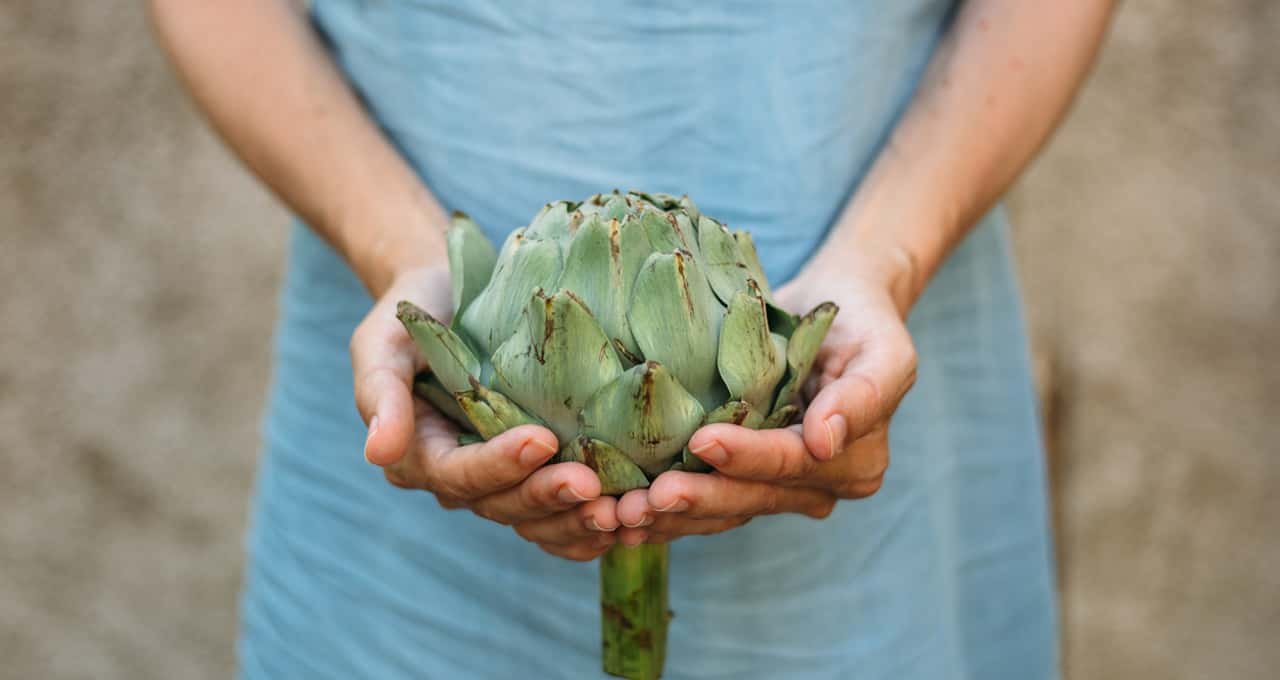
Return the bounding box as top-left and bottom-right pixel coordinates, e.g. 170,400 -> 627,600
2,2 -> 1276,678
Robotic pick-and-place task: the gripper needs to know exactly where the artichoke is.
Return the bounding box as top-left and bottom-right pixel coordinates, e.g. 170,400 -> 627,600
396,191 -> 837,679
398,191 -> 837,489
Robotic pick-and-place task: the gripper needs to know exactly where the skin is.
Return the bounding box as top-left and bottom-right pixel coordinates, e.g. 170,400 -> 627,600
151,0 -> 1115,561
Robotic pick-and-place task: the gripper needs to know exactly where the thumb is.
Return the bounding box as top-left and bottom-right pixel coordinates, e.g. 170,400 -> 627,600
802,325 -> 917,460
351,310 -> 419,466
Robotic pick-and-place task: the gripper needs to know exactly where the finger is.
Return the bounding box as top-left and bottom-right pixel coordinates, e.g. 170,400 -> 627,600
616,489 -> 655,529
685,424 -> 818,482
617,527 -> 649,546
512,497 -> 618,545
466,462 -> 601,524
762,425 -> 891,498
382,403 -> 457,490
538,538 -> 614,562
646,471 -> 836,520
821,426 -> 890,499
804,327 -> 916,461
643,514 -> 747,540
422,424 -> 560,500
351,311 -> 419,466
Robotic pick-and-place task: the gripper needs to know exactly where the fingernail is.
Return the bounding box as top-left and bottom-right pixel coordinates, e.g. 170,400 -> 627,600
824,414 -> 848,459
621,531 -> 648,546
653,498 -> 689,513
689,440 -> 727,466
363,415 -> 379,464
622,514 -> 654,529
586,517 -> 614,533
558,485 -> 590,504
520,438 -> 558,467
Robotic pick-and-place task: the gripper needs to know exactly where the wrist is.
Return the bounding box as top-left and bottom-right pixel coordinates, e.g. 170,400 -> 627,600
337,194 -> 450,298
796,240 -> 920,319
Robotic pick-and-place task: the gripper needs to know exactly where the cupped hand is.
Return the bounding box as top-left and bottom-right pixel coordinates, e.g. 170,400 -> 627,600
351,266 -> 619,561
613,266 -> 919,546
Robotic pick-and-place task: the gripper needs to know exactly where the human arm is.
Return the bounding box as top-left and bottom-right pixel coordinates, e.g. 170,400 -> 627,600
613,0 -> 1117,543
148,0 -> 615,560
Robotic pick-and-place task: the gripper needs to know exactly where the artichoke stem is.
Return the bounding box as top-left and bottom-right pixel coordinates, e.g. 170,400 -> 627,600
601,543 -> 670,680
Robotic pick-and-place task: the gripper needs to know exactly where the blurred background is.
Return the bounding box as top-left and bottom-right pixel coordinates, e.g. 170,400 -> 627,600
2,2 -> 1276,679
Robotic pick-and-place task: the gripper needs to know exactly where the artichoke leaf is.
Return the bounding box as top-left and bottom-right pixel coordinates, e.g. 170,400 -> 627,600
771,302 -> 839,414
396,301 -> 480,394
557,214 -> 653,361
628,190 -> 680,212
445,212 -> 498,321
526,201 -> 575,240
580,361 -> 705,476
717,286 -> 787,414
628,250 -> 726,409
459,230 -> 563,356
767,303 -> 800,339
681,400 -> 764,472
705,399 -> 767,430
576,193 -> 606,217
457,432 -> 485,446
698,217 -> 754,305
491,289 -> 623,443
412,371 -> 473,431
732,230 -> 773,301
678,195 -> 701,226
559,436 -> 650,495
637,211 -> 682,254
457,380 -> 543,440
762,404 -> 801,429
600,192 -> 633,221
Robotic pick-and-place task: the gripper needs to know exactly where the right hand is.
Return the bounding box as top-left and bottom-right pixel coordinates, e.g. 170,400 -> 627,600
351,265 -> 620,561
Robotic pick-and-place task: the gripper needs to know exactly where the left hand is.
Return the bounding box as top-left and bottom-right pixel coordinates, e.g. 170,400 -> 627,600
612,264 -> 919,545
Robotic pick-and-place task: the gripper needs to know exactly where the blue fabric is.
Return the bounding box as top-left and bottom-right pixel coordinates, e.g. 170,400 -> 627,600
238,2 -> 1059,678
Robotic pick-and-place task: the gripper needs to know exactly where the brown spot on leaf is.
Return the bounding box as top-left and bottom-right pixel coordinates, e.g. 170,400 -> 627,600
674,253 -> 695,315
640,362 -> 658,415
613,338 -> 641,364
580,438 -> 599,471
609,220 -> 621,261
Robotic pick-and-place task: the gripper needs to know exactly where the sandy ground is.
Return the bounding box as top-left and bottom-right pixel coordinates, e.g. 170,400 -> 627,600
1,2 -> 1276,679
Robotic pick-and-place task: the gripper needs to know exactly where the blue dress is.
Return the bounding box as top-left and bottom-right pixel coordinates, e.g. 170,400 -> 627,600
237,2 -> 1059,678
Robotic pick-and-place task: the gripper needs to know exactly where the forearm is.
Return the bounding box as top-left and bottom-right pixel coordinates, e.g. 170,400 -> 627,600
800,0 -> 1115,313
148,0 -> 446,295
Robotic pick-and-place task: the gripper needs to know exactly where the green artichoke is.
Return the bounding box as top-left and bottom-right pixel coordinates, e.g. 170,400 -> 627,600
396,191 -> 836,680
397,191 -> 837,491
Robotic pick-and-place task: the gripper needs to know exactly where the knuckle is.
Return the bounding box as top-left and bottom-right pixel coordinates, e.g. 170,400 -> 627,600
538,543 -> 567,559
431,469 -> 473,501
470,501 -> 509,525
348,324 -> 367,357
435,494 -> 463,510
383,467 -> 415,490
901,339 -> 919,371
560,544 -> 602,562
771,451 -> 799,481
839,477 -> 883,499
807,496 -> 838,519
862,449 -> 890,480
513,523 -> 539,543
690,522 -> 726,537
522,479 -> 554,512
759,487 -> 781,515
